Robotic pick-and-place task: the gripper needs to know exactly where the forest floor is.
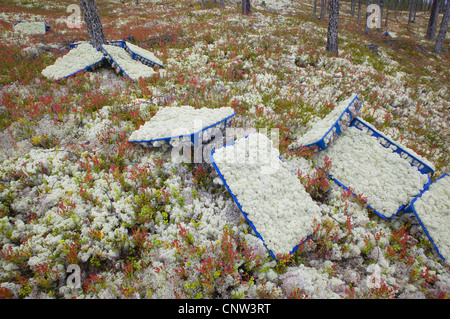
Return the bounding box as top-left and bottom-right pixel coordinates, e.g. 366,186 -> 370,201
0,0 -> 449,300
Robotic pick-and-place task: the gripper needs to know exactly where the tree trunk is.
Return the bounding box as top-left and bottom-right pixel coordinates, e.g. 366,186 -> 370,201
326,0 -> 340,53
378,0 -> 385,31
395,0 -> 400,18
357,0 -> 362,23
242,0 -> 251,15
220,0 -> 225,8
314,0 -> 318,16
321,0 -> 326,20
385,0 -> 390,26
434,0 -> 450,52
408,0 -> 415,25
413,0 -> 418,21
201,0 -> 204,9
351,0 -> 356,16
426,0 -> 442,40
78,0 -> 107,50
365,0 -> 372,32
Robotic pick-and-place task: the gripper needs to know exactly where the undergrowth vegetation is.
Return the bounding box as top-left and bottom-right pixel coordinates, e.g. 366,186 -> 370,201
0,0 -> 448,299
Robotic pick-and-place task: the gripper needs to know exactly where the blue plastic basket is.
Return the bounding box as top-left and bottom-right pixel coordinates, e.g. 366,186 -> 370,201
107,40 -> 126,48
56,43 -> 106,81
210,134 -> 312,260
129,111 -> 235,147
57,58 -> 106,81
403,174 -> 449,264
124,43 -> 164,68
327,117 -> 434,219
13,21 -> 50,33
290,95 -> 362,152
70,40 -> 125,49
101,44 -> 135,81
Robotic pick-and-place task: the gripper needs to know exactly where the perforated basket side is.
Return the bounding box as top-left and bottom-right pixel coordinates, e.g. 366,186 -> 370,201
210,134 -> 312,260
291,95 -> 362,152
128,112 -> 235,147
124,43 -> 164,68
403,174 -> 449,263
327,117 -> 434,219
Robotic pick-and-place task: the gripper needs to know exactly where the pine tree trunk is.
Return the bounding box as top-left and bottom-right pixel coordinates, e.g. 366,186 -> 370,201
426,0 -> 442,40
78,0 -> 107,50
434,0 -> 449,52
440,0 -> 446,13
408,0 -> 415,25
358,0 -> 362,23
413,0 -> 418,21
242,0 -> 251,15
357,0 -> 362,23
395,0 -> 400,18
326,0 -> 340,53
366,0 -> 372,32
321,0 -> 326,20
378,0 -> 385,31
385,1 -> 390,26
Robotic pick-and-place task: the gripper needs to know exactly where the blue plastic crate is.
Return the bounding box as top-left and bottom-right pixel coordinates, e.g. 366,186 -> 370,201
403,173 -> 449,264
101,44 -> 135,81
129,111 -> 235,148
70,40 -> 125,49
290,95 -> 362,152
57,58 -> 106,81
107,40 -> 126,48
56,43 -> 106,81
210,134 -> 313,260
13,21 -> 50,33
350,118 -> 434,177
327,117 -> 434,219
124,43 -> 164,68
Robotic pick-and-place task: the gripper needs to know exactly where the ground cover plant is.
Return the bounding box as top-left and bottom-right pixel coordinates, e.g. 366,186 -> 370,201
0,0 -> 449,299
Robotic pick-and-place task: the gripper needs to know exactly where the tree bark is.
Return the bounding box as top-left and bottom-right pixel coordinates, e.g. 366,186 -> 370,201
201,0 -> 204,9
242,0 -> 251,15
413,0 -> 417,21
78,0 -> 107,50
434,0 -> 450,52
220,0 -> 225,8
357,0 -> 362,24
314,0 -> 318,16
351,0 -> 356,16
426,0 -> 442,40
395,0 -> 400,19
385,0 -> 389,26
326,0 -> 340,53
440,0 -> 446,13
378,0 -> 385,31
408,0 -> 415,25
365,0 -> 372,32
321,0 -> 326,20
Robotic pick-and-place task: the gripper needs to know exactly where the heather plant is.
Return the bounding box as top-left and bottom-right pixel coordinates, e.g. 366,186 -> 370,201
298,156 -> 332,203
0,0 -> 448,300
